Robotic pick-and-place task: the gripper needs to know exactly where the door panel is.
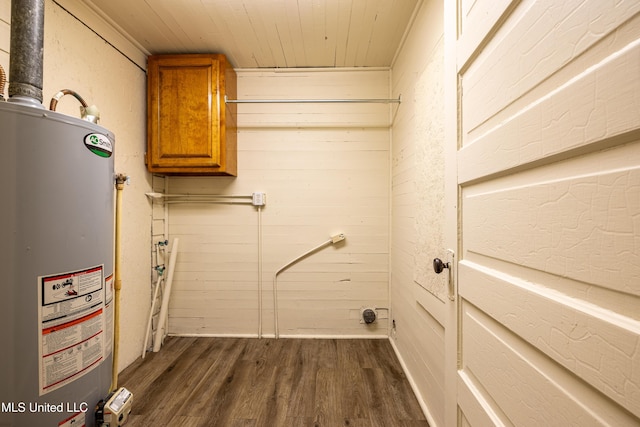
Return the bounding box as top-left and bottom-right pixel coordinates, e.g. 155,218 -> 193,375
459,260 -> 640,418
455,0 -> 640,424
459,24 -> 640,184
460,301 -> 639,426
462,146 -> 640,296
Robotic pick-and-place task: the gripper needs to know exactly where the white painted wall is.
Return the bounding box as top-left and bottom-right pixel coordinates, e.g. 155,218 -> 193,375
160,68 -> 391,338
0,0 -> 8,79
1,0 -> 150,372
389,0 -> 447,425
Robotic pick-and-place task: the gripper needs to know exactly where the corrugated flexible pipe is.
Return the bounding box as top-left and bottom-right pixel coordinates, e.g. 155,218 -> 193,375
0,64 -> 6,100
49,89 -> 100,124
49,89 -> 88,110
49,89 -> 100,123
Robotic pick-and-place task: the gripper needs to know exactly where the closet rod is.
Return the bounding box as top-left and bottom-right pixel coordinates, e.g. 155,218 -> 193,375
224,95 -> 401,104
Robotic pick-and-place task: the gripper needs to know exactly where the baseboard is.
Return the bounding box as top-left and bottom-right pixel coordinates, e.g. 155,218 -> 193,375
169,333 -> 388,340
277,334 -> 388,339
168,333 -> 259,338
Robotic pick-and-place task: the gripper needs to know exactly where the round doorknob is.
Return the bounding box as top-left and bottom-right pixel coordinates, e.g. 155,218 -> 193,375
433,258 -> 450,274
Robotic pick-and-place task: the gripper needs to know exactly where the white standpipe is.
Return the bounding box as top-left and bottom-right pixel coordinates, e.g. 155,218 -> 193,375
153,238 -> 179,352
141,275 -> 164,359
273,233 -> 345,339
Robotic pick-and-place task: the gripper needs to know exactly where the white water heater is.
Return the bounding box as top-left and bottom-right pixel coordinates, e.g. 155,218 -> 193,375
0,100 -> 115,427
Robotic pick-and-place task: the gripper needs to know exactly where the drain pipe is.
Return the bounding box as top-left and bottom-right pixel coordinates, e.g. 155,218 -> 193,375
8,0 -> 44,106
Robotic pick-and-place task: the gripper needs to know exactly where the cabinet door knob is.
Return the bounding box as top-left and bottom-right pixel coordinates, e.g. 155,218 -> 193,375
433,258 -> 450,274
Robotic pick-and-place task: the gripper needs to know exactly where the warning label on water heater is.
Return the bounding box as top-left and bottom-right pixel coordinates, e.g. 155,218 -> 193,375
38,266 -> 105,396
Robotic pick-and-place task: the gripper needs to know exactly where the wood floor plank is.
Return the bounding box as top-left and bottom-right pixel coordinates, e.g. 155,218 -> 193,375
375,340 -> 427,422
178,339 -> 249,424
314,367 -> 343,426
336,340 -> 369,420
209,360 -> 257,426
118,337 -> 429,427
361,367 -> 394,427
260,339 -> 299,425
232,340 -> 280,419
171,416 -> 205,427
130,338 -> 220,417
286,340 -> 319,418
118,336 -> 198,394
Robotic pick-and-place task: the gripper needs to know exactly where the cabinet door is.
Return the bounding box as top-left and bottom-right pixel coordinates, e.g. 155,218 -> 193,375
148,55 -> 221,170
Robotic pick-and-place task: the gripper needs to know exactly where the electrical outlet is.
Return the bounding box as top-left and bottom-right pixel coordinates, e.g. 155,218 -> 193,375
252,192 -> 266,206
360,307 -> 378,324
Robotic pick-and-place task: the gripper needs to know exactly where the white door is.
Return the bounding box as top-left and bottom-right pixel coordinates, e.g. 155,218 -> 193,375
452,0 -> 640,425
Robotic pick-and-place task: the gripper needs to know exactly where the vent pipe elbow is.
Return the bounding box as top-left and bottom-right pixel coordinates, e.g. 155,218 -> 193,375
8,0 -> 44,104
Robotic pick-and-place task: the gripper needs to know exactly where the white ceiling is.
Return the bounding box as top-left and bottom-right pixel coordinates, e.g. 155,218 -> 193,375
82,0 -> 421,69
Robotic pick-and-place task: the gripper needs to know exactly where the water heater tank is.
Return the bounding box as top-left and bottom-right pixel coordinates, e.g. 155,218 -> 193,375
0,101 -> 115,427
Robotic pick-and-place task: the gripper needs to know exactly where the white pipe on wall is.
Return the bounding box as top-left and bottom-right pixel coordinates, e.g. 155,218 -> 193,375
142,275 -> 164,358
145,192 -> 254,205
163,200 -> 253,205
163,180 -> 170,242
153,238 -> 179,352
224,95 -> 402,104
258,205 -> 263,338
146,192 -> 252,199
272,233 -> 345,339
147,191 -> 265,339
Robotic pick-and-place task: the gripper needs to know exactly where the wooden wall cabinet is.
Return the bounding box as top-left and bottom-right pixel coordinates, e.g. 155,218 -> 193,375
146,54 -> 237,175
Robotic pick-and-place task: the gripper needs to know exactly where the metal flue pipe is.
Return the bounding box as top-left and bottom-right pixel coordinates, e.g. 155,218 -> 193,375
9,0 -> 45,104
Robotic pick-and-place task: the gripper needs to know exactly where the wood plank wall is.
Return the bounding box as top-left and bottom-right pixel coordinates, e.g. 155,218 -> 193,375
389,1 -> 447,425
0,0 -> 10,75
157,69 -> 392,339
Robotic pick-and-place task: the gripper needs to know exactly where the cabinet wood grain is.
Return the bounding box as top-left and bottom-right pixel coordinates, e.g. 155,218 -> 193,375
146,54 -> 237,175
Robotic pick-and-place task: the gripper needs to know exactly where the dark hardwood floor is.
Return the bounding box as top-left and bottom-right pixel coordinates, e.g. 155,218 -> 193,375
118,337 -> 429,427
